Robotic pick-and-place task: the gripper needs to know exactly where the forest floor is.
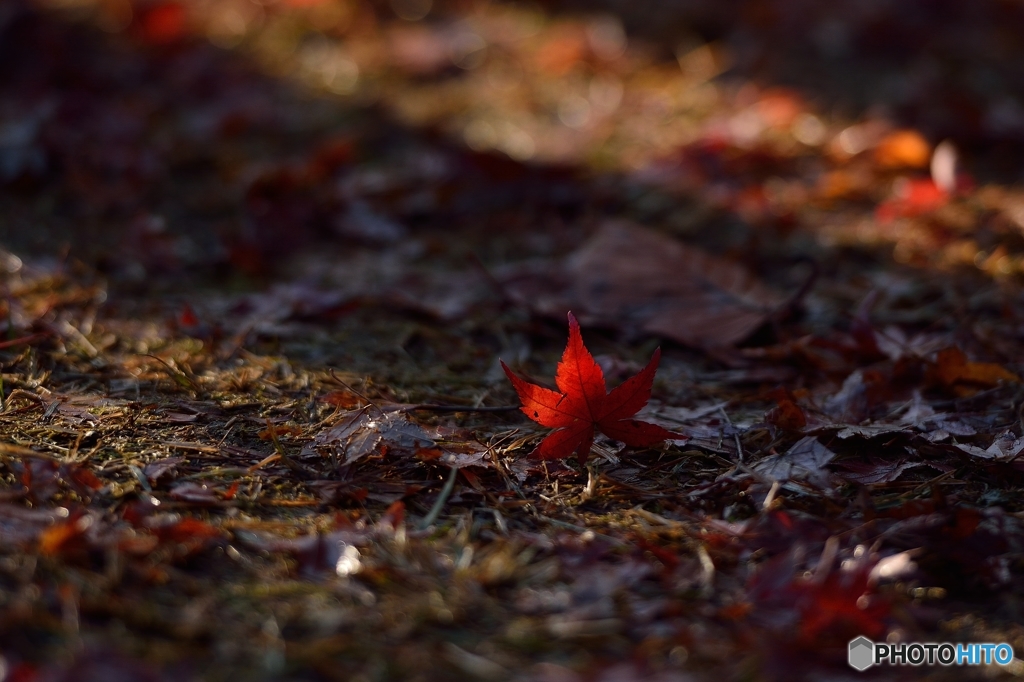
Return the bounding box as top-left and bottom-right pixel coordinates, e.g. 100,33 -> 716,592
4,0 -> 1024,680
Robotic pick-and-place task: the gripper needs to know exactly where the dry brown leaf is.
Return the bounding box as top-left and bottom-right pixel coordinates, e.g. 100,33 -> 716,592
302,408 -> 491,468
835,458 -> 929,485
753,436 -> 835,486
504,221 -> 784,349
928,347 -> 1020,390
303,409 -> 435,466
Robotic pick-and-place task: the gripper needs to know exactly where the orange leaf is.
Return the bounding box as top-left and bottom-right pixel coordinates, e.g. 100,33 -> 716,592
929,347 -> 1019,389
153,517 -> 221,544
259,423 -> 304,439
38,515 -> 89,555
874,129 -> 931,169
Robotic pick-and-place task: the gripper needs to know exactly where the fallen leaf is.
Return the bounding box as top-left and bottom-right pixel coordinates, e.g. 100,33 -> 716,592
258,423 -> 304,440
143,457 -> 185,485
834,424 -> 906,439
335,201 -> 406,244
834,457 -> 929,484
822,369 -> 882,422
379,501 -> 405,530
765,396 -> 807,431
38,513 -> 92,555
668,424 -> 742,457
954,431 -> 1024,462
875,177 -> 947,222
434,441 -> 492,469
146,516 -> 222,545
928,347 -> 1020,391
638,402 -> 741,456
753,436 -> 835,486
502,312 -> 680,464
60,463 -> 104,496
873,129 -> 931,169
304,408 -> 436,465
502,221 -> 785,349
0,504 -> 67,548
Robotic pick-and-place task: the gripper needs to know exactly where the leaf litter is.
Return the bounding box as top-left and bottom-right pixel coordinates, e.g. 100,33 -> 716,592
4,1 -> 1024,681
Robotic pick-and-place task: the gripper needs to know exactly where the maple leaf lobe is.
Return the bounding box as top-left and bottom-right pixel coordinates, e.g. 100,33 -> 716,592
502,312 -> 682,464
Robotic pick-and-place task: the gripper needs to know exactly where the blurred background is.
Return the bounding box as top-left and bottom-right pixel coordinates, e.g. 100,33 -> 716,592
3,0 -> 1024,281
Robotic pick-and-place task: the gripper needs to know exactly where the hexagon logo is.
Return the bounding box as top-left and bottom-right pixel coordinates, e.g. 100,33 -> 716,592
848,636 -> 874,671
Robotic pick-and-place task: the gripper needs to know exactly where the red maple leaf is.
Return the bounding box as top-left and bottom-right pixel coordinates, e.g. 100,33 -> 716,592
501,312 -> 681,463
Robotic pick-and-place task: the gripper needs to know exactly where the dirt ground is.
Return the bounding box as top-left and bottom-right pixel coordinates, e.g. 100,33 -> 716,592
4,0 -> 1024,680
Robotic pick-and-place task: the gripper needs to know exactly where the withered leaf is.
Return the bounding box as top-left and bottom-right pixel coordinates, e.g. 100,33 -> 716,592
304,408 -> 436,465
503,221 -> 784,348
143,456 -> 185,485
753,436 -> 835,486
834,457 -> 930,484
954,431 -> 1024,462
929,347 -> 1020,391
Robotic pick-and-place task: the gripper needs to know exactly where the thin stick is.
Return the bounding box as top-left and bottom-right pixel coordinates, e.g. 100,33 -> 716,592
717,406 -> 744,463
419,466 -> 459,530
0,333 -> 48,351
263,418 -> 315,479
327,370 -> 385,416
142,354 -> 200,394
